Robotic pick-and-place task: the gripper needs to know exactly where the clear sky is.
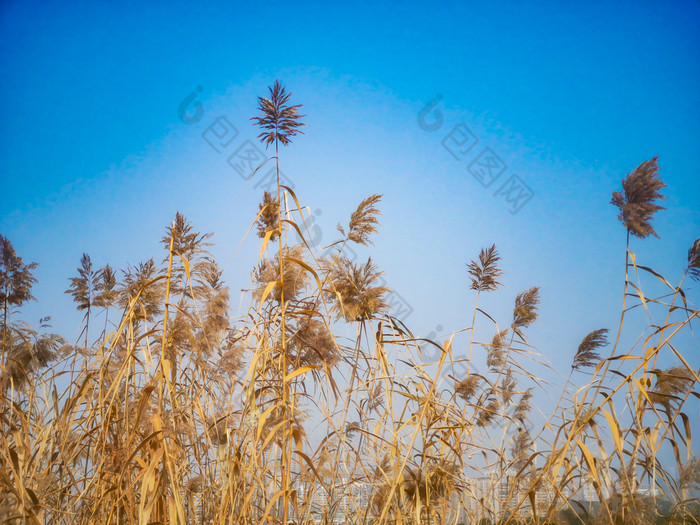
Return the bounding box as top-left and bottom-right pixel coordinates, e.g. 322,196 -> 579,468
1,1 -> 699,425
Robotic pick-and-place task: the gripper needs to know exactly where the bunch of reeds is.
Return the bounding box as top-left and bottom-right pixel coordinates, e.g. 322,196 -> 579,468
0,83 -> 698,525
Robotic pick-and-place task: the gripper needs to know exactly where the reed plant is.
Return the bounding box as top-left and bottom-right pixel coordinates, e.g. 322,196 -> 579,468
1,83 -> 698,525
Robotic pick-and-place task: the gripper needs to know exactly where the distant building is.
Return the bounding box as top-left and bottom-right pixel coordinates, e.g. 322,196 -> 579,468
459,473 -> 605,520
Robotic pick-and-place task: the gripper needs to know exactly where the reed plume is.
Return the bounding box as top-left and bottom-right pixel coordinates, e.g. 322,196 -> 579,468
467,244 -> 503,292
611,156 -> 666,238
94,264 -> 118,308
289,317 -> 339,367
254,244 -> 309,303
118,259 -> 165,324
327,256 -> 390,322
65,253 -> 96,313
512,286 -> 540,336
251,79 -> 305,147
649,366 -> 695,410
454,374 -> 480,402
0,234 -> 37,310
256,191 -> 280,240
572,328 -> 609,371
486,328 -> 508,370
1,330 -> 65,390
513,388 -> 534,421
338,194 -> 383,246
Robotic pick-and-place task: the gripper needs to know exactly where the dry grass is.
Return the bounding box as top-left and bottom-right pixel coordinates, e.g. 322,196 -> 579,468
1,83 -> 698,524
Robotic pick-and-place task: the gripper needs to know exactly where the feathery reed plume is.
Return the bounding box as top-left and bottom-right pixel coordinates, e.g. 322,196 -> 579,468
193,262 -> 231,357
207,416 -> 229,445
260,407 -> 306,447
611,156 -> 666,238
476,398 -> 499,427
649,366 -> 695,410
344,421 -> 361,437
186,475 -> 206,494
367,382 -> 384,412
467,244 -> 503,292
289,317 -> 339,367
338,194 -> 383,246
511,427 -> 533,472
94,264 -> 118,308
486,328 -> 508,370
251,79 -> 305,147
163,212 -> 213,260
1,332 -> 65,390
500,369 -> 517,405
118,259 -> 165,324
0,234 -> 37,310
254,245 -> 309,303
65,253 -> 96,313
256,191 -> 280,241
454,374 -> 480,402
162,213 -> 212,299
327,257 -> 390,322
66,253 -> 98,346
513,388 -> 534,421
688,238 -> 700,281
403,462 -> 457,507
572,328 -> 609,371
512,287 -> 540,334
1,234 -> 38,359
217,336 -> 244,375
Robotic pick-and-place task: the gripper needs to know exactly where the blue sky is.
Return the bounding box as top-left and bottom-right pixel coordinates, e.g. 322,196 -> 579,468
1,1 -> 699,423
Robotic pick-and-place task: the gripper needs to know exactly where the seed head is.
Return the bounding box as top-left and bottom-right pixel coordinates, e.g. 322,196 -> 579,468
611,157 -> 666,238
251,80 -> 305,148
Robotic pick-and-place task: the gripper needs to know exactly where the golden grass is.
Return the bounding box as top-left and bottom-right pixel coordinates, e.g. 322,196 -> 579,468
1,84 -> 698,525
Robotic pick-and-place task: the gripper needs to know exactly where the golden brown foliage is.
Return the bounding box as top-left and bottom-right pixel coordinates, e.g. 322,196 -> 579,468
0,89 -> 696,525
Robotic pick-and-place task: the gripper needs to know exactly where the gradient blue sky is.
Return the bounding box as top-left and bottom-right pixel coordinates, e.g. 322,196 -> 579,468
1,1 -> 699,422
